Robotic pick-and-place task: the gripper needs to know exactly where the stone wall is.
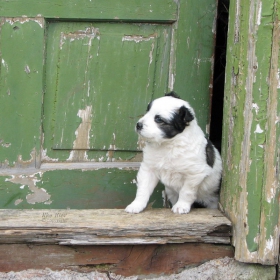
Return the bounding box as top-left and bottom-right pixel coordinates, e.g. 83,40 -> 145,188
0,257 -> 276,280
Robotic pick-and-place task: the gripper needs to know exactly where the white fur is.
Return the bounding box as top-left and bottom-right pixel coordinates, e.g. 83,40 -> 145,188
125,96 -> 222,214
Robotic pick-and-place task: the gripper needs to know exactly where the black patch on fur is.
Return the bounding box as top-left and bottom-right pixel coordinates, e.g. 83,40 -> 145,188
158,106 -> 194,139
192,201 -> 206,208
165,91 -> 181,99
205,138 -> 215,167
147,101 -> 153,112
178,106 -> 194,125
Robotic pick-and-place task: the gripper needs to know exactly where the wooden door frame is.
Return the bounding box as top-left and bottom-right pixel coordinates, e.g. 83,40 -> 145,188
220,0 -> 280,265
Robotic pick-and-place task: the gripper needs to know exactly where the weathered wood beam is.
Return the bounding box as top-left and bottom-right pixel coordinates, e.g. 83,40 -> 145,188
221,0 -> 280,265
0,209 -> 231,245
0,243 -> 234,276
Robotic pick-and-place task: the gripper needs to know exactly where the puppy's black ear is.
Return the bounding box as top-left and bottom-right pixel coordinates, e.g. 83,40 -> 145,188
178,106 -> 194,126
165,91 -> 181,99
172,106 -> 194,132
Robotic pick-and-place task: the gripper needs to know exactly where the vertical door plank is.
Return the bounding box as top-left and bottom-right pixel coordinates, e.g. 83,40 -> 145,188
259,7 -> 280,264
0,18 -> 45,167
172,0 -> 217,133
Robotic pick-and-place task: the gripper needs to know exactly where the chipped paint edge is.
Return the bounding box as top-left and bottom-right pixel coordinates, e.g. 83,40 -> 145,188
3,17 -> 44,28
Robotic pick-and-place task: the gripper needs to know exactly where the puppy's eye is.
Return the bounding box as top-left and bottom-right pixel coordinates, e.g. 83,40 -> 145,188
155,115 -> 164,123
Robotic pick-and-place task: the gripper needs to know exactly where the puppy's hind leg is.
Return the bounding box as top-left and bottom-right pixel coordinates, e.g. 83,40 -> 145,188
172,174 -> 208,214
125,164 -> 159,214
165,187 -> 179,206
199,193 -> 219,209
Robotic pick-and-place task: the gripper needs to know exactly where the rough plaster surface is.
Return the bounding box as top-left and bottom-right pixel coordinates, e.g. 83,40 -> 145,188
0,257 -> 276,280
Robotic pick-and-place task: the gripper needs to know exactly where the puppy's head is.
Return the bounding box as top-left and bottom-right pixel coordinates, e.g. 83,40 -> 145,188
136,92 -> 195,143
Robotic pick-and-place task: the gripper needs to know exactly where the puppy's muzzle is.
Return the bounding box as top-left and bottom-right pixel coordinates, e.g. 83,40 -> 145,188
136,122 -> 143,131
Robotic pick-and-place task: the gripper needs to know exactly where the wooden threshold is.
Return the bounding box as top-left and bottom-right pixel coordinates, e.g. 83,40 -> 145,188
0,208 -> 231,245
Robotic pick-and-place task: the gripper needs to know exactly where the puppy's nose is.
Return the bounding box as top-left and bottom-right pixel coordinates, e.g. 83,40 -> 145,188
136,122 -> 143,131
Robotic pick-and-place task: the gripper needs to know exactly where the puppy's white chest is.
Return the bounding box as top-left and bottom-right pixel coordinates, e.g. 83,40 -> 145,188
158,170 -> 185,190
145,145 -> 187,171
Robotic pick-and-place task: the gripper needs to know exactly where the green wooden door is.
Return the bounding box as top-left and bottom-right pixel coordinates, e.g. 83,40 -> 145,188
0,0 -> 217,209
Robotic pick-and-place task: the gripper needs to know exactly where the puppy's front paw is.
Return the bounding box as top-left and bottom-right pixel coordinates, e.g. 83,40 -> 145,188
172,202 -> 191,214
125,201 -> 146,214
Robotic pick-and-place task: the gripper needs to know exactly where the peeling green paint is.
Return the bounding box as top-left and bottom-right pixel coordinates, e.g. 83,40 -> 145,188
0,169 -> 165,209
172,0 -> 217,133
245,0 -> 274,253
221,0 -> 280,265
0,19 -> 45,167
43,21 -> 171,160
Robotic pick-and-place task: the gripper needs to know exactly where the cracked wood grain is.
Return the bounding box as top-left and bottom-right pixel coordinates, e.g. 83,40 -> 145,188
0,209 -> 231,245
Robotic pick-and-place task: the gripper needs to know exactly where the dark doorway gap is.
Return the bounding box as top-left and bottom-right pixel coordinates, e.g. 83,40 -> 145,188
209,0 -> 229,152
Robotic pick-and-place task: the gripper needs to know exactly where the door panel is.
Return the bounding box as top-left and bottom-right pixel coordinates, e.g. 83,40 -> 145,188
44,22 -> 171,157
0,169 -> 165,209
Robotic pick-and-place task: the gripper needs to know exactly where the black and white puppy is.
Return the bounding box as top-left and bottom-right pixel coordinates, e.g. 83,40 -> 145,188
125,92 -> 222,214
